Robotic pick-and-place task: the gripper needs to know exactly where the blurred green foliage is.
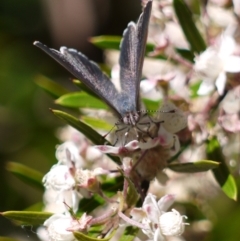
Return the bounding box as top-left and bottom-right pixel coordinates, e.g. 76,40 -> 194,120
0,0 -> 142,236
0,0 -> 58,213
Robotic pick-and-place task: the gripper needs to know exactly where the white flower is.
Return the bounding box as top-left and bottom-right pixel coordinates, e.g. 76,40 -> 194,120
194,35 -> 240,95
43,164 -> 82,213
95,101 -> 186,181
42,189 -> 81,214
56,141 -> 84,168
130,193 -> 188,241
233,0 -> 240,16
43,165 -> 75,191
157,101 -> 187,134
206,4 -> 236,28
44,214 -> 76,241
75,168 -> 107,193
159,209 -> 185,236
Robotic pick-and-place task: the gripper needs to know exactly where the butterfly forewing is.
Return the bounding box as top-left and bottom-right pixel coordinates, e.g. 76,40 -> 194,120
34,41 -> 121,118
119,1 -> 152,114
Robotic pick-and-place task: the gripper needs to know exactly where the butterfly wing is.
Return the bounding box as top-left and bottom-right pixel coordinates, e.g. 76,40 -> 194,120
34,41 -> 121,118
119,0 -> 152,115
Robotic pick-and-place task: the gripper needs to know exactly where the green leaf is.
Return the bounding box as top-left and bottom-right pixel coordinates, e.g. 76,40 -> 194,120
119,170 -> 139,207
51,109 -> 121,165
81,116 -> 113,131
74,229 -> 115,241
34,75 -> 69,98
119,227 -> 139,241
207,137 -> 238,201
175,48 -> 195,62
90,36 -> 122,50
142,98 -> 161,114
0,237 -> 20,241
73,79 -> 101,99
126,178 -> 140,208
5,162 -> 44,190
78,196 -> 104,214
190,80 -> 201,98
24,202 -> 44,212
173,0 -> 206,53
101,176 -> 124,197
52,109 -> 107,145
55,92 -> 108,109
90,36 -> 154,54
1,211 -> 52,226
168,160 -> 219,173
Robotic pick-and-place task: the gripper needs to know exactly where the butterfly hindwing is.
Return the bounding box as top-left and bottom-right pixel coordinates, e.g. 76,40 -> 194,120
119,1 -> 152,114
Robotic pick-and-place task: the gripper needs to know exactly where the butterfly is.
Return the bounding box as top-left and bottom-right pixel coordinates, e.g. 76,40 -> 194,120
34,1 -> 152,135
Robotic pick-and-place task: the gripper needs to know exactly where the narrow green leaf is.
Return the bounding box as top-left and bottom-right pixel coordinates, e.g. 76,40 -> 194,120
207,137 -> 238,201
24,202 -> 44,212
35,75 -> 69,98
168,160 -> 219,173
0,237 -> 19,241
173,0 -> 206,53
74,229 -> 115,241
175,48 -> 195,62
101,176 -> 124,197
1,211 -> 52,226
90,36 -> 122,50
221,175 -> 238,201
55,92 -> 108,109
81,116 -> 113,131
73,79 -> 101,99
119,227 -> 139,241
5,162 -> 44,190
90,36 -> 154,54
190,80 -> 201,98
126,178 -> 140,208
51,109 -> 121,165
119,170 -> 139,207
98,63 -> 112,77
52,109 -> 107,145
142,98 -> 161,114
78,196 -> 104,214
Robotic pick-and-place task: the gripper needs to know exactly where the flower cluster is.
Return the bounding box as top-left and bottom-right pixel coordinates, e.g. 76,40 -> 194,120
129,193 -> 188,241
38,99 -> 188,241
33,0 -> 240,241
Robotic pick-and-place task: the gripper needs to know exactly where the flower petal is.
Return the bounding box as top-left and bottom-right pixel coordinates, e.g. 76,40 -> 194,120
224,56 -> 240,73
56,141 -> 83,168
44,214 -> 75,241
215,72 -> 227,95
143,194 -> 161,223
43,165 -> 75,191
157,194 -> 175,212
159,209 -> 186,236
154,227 -> 165,241
158,101 -> 187,133
197,80 -> 215,95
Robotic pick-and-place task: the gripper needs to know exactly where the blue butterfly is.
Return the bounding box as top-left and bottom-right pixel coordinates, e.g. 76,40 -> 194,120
34,1 -> 152,131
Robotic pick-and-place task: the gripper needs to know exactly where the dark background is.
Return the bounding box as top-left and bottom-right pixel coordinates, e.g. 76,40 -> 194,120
0,0 -> 141,237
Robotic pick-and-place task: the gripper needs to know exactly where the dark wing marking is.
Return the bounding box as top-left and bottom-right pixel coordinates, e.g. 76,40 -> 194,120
34,41 -> 121,118
119,0 -> 152,114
